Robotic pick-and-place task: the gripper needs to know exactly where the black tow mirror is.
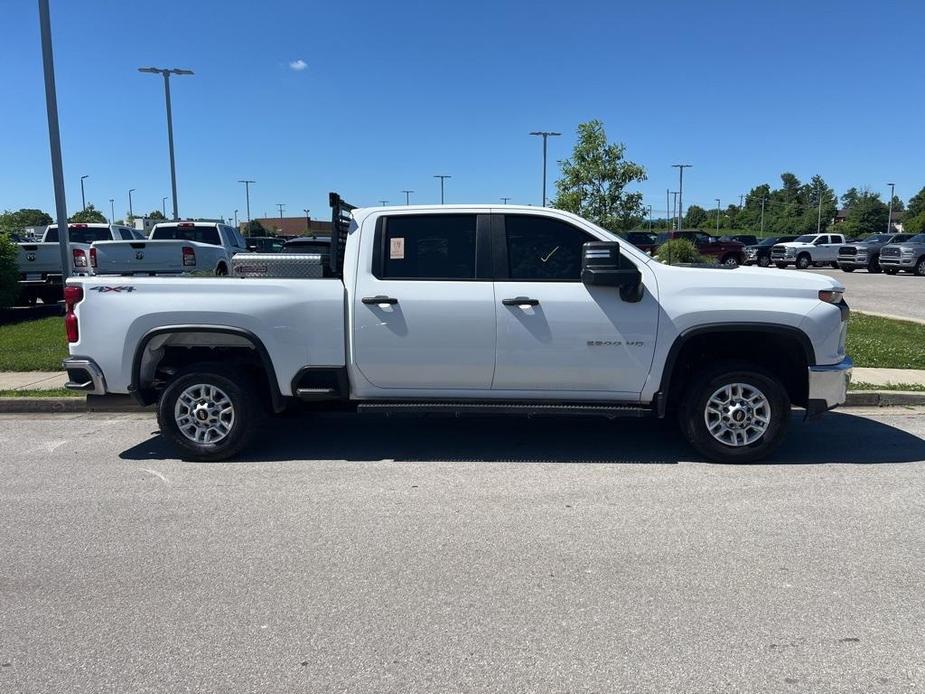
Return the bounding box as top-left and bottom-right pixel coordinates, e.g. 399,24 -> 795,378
581,241 -> 643,302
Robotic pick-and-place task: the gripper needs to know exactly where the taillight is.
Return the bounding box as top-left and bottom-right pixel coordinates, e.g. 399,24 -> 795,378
64,285 -> 83,343
73,248 -> 87,268
182,246 -> 196,267
89,247 -> 97,268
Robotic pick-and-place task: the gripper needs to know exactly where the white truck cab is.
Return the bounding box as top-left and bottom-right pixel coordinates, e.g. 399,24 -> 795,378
62,194 -> 852,464
771,233 -> 846,269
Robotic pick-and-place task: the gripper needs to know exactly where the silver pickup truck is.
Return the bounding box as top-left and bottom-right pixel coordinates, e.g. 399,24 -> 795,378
16,223 -> 139,304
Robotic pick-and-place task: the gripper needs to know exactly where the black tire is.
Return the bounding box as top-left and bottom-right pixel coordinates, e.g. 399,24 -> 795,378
757,256 -> 770,268
830,262 -> 839,269
720,254 -> 739,268
867,257 -> 881,273
157,364 -> 261,461
215,263 -> 229,276
884,267 -> 898,275
775,262 -> 788,269
915,257 -> 925,277
841,266 -> 854,272
678,361 -> 790,464
796,254 -> 811,269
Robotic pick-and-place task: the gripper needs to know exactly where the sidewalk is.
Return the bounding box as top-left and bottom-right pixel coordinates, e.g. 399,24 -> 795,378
2,368 -> 925,392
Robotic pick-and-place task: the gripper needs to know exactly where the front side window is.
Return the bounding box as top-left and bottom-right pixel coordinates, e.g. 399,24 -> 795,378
505,215 -> 591,281
380,215 -> 477,280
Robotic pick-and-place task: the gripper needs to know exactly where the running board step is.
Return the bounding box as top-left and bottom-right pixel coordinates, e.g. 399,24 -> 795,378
295,387 -> 337,401
356,401 -> 652,418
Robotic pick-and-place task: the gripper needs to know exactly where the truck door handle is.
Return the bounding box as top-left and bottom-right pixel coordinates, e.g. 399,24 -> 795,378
362,295 -> 398,305
502,297 -> 539,307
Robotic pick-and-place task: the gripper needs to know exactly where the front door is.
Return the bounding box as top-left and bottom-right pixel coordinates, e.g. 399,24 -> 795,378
352,213 -> 496,390
491,214 -> 659,395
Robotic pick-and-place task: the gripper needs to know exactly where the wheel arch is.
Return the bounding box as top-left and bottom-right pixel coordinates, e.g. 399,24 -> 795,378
655,323 -> 815,417
130,325 -> 285,412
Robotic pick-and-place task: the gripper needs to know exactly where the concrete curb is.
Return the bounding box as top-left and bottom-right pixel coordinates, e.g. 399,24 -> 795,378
2,392 -> 924,414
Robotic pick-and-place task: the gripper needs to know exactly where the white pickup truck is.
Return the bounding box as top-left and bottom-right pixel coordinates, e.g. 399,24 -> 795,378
90,221 -> 248,276
62,194 -> 852,463
16,223 -> 140,304
771,233 -> 847,269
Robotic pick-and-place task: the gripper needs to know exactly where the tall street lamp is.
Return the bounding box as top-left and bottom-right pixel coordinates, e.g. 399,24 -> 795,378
401,190 -> 414,205
671,163 -> 692,230
80,174 -> 88,211
715,198 -> 721,234
647,204 -> 653,231
234,209 -> 239,228
303,208 -> 311,235
378,200 -> 390,206
162,196 -> 168,217
434,175 -> 451,204
501,197 -> 511,204
109,198 -> 115,223
886,182 -> 896,233
529,130 -> 561,207
128,188 -> 135,218
671,192 -> 679,229
816,184 -> 824,233
760,197 -> 767,234
138,66 -> 193,220
238,179 -> 255,222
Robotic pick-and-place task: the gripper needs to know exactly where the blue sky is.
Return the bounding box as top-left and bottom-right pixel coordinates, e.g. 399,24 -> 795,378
2,0 -> 922,222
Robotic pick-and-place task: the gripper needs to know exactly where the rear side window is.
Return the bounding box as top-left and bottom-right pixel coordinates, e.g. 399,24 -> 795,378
504,215 -> 591,281
379,215 -> 477,280
152,225 -> 220,245
45,227 -> 112,244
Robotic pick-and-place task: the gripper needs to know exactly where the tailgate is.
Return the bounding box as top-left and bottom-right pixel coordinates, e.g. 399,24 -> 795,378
17,243 -> 64,277
92,240 -> 186,274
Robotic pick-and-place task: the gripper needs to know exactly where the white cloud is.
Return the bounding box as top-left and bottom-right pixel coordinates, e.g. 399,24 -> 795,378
289,59 -> 307,72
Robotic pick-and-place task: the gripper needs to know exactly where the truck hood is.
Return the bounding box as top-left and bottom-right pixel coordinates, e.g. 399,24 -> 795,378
773,242 -> 813,248
659,263 -> 844,293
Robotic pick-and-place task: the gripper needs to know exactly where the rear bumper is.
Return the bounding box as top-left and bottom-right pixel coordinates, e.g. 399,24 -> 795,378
806,356 -> 852,417
62,357 -> 107,395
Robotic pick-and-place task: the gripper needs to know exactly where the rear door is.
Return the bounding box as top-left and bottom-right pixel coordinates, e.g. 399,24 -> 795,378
351,212 -> 496,390
491,213 -> 658,395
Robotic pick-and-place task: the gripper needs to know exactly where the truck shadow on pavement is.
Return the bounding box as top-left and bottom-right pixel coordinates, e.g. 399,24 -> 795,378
119,409 -> 925,465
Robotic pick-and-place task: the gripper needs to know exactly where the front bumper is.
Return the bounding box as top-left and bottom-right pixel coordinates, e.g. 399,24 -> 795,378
806,356 -> 852,417
878,257 -> 914,267
62,357 -> 107,395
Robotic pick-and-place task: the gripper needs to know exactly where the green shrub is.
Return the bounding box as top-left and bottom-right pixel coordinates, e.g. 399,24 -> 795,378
655,238 -> 707,265
0,233 -> 19,309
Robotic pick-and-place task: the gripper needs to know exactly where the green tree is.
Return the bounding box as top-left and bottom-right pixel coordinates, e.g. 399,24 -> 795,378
841,187 -> 860,209
903,213 -> 925,234
683,204 -> 709,228
0,232 -> 18,309
245,220 -> 272,237
551,120 -> 647,232
147,210 -> 167,221
69,204 -> 107,223
0,208 -> 53,236
838,191 -> 889,237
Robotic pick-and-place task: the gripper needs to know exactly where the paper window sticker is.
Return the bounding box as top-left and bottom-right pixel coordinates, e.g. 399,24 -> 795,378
390,237 -> 405,260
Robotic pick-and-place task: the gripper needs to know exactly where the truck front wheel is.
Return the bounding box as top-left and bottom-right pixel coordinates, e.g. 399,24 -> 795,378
796,254 -> 811,269
157,365 -> 260,461
679,362 -> 790,464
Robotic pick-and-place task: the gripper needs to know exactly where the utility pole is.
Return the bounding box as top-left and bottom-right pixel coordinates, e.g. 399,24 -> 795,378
715,198 -> 721,234
671,192 -> 679,229
501,197 -> 511,204
529,130 -> 561,206
671,163 -> 692,230
238,180 -> 255,222
886,182 -> 896,233
80,174 -> 88,211
128,188 -> 135,219
378,200 -> 389,206
138,67 -> 193,220
434,175 -> 451,204
38,0 -> 71,280
401,190 -> 414,205
303,208 -> 310,235
647,204 -> 653,231
276,203 -> 285,219
666,189 -> 670,229
109,199 -> 115,223
760,197 -> 767,234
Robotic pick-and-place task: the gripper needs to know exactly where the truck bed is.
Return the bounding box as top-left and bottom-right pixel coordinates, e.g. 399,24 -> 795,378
92,239 -> 209,275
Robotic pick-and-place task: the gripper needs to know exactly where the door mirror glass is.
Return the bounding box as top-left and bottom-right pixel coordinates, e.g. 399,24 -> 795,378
580,241 -> 643,302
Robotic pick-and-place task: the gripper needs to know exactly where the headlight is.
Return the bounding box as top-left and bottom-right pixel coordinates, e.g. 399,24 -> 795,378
901,249 -> 914,256
785,248 -> 796,257
819,289 -> 844,304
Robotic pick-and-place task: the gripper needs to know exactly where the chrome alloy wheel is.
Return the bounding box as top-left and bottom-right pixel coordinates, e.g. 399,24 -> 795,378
174,384 -> 235,444
704,382 -> 771,447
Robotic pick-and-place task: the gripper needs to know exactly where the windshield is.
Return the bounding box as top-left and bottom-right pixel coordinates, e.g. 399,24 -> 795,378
907,234 -> 925,244
45,226 -> 112,244
759,237 -> 781,246
862,234 -> 893,243
793,234 -> 817,243
152,225 -> 220,245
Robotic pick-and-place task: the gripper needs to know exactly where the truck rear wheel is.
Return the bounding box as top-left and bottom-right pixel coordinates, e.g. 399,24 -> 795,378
916,257 -> 925,277
157,365 -> 260,461
679,361 -> 790,464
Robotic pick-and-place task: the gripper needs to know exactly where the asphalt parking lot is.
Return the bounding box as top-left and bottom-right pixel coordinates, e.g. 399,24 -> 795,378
2,408 -> 924,692
804,268 -> 923,322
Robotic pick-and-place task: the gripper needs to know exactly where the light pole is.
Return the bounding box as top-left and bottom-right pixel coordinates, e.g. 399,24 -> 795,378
303,208 -> 310,235
276,203 -> 285,219
671,192 -> 679,229
128,188 -> 135,219
238,180 -> 254,222
666,190 -> 670,229
529,130 -> 561,206
501,197 -> 511,204
816,184 -> 824,233
138,66 -> 193,220
80,174 -> 88,211
109,198 -> 115,223
715,198 -> 721,234
647,204 -> 653,231
671,163 -> 692,230
401,190 -> 414,205
378,200 -> 390,206
434,175 -> 451,204
37,0 -> 71,280
162,196 -> 168,217
760,197 -> 767,234
886,182 -> 896,233
234,209 -> 239,228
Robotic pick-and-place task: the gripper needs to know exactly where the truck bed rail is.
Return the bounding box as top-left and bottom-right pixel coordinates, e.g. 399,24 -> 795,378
328,192 -> 356,278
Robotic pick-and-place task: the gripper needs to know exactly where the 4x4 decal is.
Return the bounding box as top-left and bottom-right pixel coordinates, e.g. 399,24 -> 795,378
89,286 -> 136,293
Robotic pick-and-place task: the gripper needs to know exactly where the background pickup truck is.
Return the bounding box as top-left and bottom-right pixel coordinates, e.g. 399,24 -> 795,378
654,230 -> 745,266
837,233 -> 914,273
771,233 -> 846,269
63,194 -> 851,464
91,221 -> 248,276
877,233 -> 925,275
16,223 -> 139,304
